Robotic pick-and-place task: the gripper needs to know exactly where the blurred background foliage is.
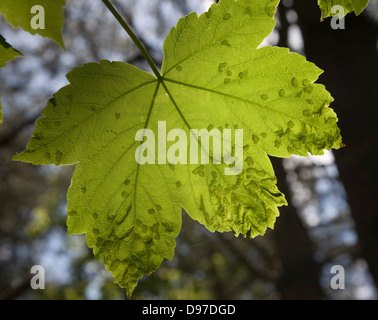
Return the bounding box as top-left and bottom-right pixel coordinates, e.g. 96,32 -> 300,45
0,0 -> 377,300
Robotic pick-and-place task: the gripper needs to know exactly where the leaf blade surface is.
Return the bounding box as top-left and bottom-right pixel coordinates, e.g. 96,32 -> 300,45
0,0 -> 65,47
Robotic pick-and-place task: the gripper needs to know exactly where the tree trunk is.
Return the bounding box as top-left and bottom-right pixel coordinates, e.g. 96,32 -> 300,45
294,0 -> 378,287
271,157 -> 324,299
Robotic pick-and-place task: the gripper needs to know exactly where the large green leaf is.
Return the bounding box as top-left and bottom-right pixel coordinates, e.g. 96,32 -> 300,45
13,0 -> 343,296
0,35 -> 22,123
317,0 -> 370,20
0,0 -> 65,48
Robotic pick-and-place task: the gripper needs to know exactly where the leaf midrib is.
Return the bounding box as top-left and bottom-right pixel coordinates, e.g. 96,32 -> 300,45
162,77 -> 332,136
21,79 -> 157,160
162,6 -> 273,77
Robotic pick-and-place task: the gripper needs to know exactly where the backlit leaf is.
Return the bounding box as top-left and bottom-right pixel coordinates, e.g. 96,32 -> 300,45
0,35 -> 22,123
317,0 -> 370,20
0,0 -> 65,48
13,0 -> 343,296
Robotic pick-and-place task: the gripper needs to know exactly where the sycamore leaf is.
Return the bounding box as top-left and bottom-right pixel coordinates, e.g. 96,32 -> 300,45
13,0 -> 343,296
0,0 -> 65,48
0,35 -> 22,123
317,0 -> 370,20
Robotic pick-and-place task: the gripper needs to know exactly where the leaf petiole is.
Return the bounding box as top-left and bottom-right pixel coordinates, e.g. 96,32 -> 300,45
101,0 -> 163,81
